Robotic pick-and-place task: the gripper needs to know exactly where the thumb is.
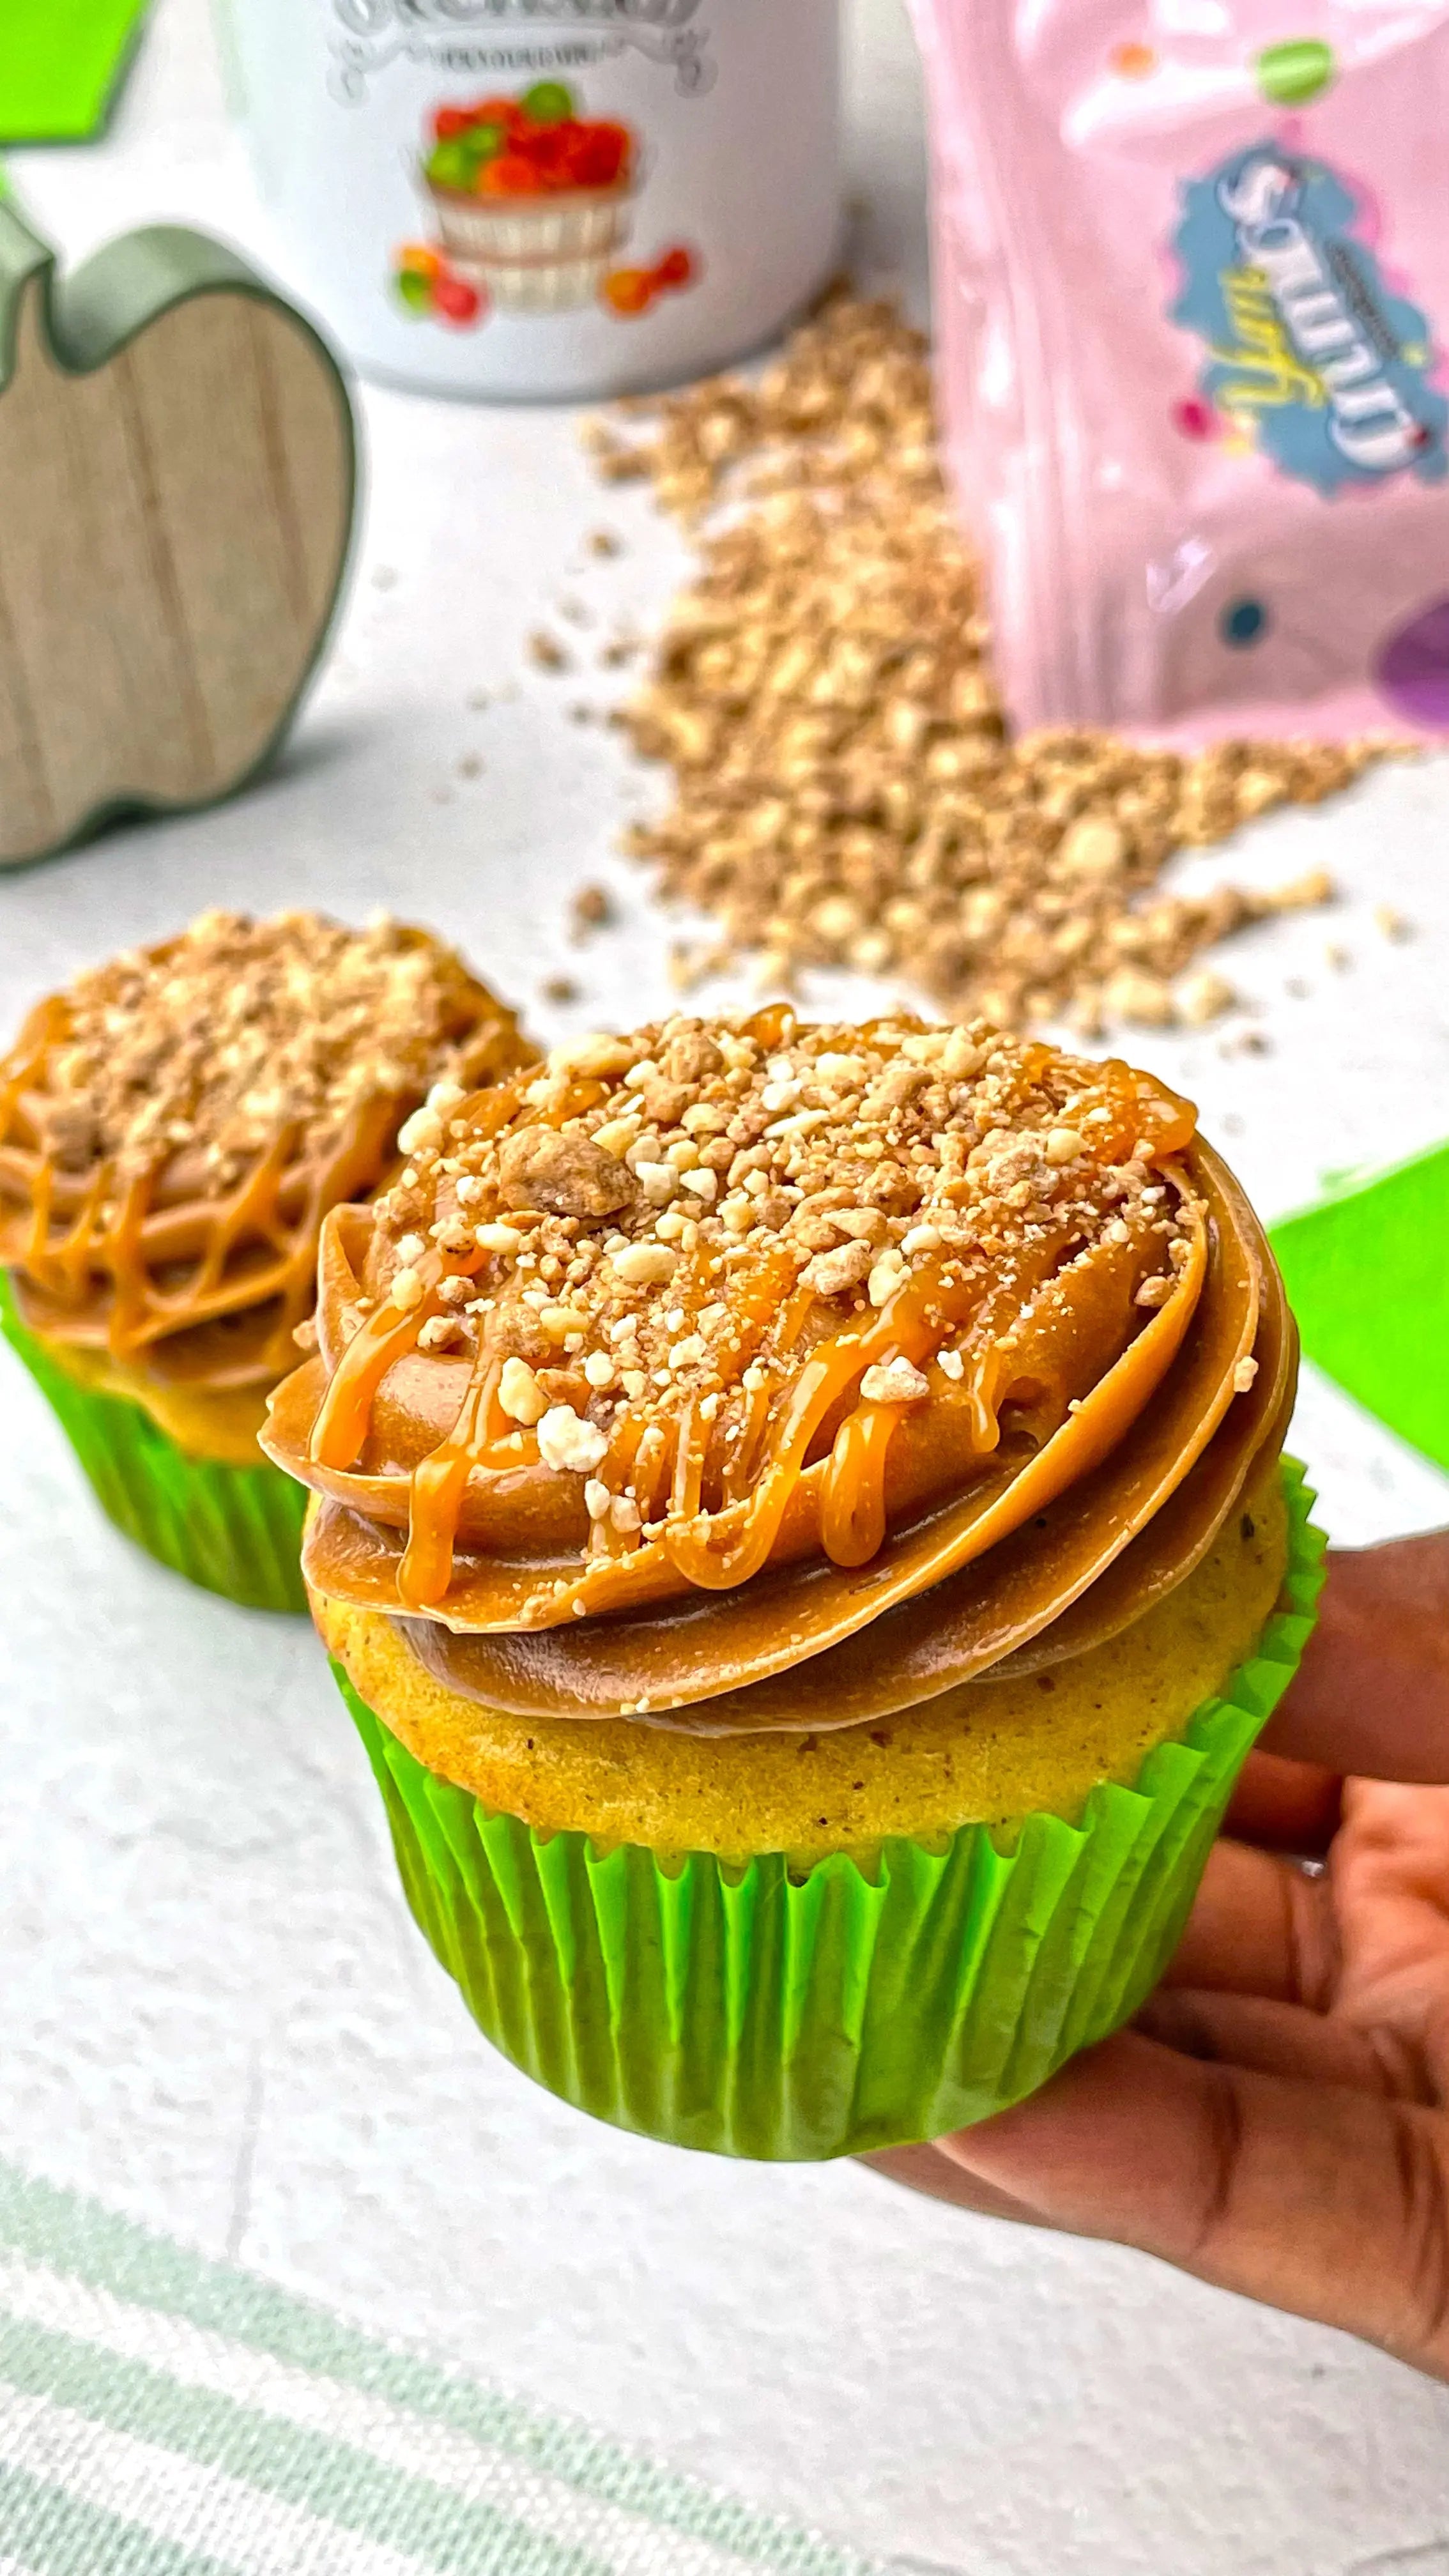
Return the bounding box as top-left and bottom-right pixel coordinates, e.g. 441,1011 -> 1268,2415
936,2032 -> 1449,2380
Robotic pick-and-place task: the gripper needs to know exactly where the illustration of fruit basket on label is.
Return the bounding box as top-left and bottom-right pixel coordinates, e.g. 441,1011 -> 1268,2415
417,81 -> 636,316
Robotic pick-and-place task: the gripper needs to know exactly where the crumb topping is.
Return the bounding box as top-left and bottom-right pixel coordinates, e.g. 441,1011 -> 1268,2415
0,909 -> 530,1381
351,1009 -> 1199,1552
13,909 -> 509,1190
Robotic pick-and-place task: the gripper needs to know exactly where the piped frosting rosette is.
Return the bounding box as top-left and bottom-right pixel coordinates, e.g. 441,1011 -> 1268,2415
268,1009 -> 1293,1723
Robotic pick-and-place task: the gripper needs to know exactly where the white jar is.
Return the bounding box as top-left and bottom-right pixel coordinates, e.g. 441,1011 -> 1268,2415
219,0 -> 841,401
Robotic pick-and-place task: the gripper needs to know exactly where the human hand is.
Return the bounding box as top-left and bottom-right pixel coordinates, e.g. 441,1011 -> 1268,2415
868,1528 -> 1449,2380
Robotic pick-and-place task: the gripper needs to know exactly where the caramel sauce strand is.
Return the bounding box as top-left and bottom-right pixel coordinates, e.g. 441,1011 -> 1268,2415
258,1094 -> 404,1378
722,1379 -> 773,1506
633,1418 -> 676,1528
399,1352 -> 504,1611
107,1170 -> 158,1357
23,1151 -> 56,1284
662,1339 -> 859,1588
716,1248 -> 809,1499
670,1398 -> 707,1524
664,1255 -> 976,1590
820,1402 -> 900,1568
961,1229 -> 1075,1451
813,1255 -> 1000,1570
121,1129 -> 296,1360
310,1213 -> 471,1472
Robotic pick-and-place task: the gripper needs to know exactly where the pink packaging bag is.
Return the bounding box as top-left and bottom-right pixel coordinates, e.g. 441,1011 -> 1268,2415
910,0 -> 1449,743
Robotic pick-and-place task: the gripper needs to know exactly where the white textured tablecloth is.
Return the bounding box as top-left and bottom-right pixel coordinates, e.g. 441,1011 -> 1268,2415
3,4 -> 1449,2571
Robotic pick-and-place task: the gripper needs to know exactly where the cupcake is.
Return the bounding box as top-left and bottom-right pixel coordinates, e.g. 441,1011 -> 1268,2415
264,1011 -> 1322,2155
0,910 -> 532,1612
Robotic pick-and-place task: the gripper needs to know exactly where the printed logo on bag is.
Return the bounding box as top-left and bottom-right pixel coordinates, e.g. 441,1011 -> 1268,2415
1170,143 -> 1448,493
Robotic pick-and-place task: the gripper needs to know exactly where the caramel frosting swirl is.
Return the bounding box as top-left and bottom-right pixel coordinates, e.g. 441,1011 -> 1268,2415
0,910 -> 533,1396
264,1009 -> 1291,1726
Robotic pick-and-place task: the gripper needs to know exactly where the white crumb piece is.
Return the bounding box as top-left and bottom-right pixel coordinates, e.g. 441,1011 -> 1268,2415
498,1355 -> 547,1425
860,1357 -> 930,1405
537,1404 -> 609,1475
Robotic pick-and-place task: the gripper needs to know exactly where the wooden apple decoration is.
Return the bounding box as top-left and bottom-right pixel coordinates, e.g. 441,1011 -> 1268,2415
0,201 -> 356,868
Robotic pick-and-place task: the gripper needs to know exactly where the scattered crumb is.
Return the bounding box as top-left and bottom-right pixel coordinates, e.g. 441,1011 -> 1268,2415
668,940 -> 714,992
1177,968 -> 1236,1026
468,688 -> 490,710
1324,942 -> 1351,970
1374,904 -> 1414,941
588,528 -> 622,556
558,598 -> 591,627
457,753 -> 484,779
371,565 -> 397,590
528,630 -> 570,673
541,974 -> 581,1005
571,882 -> 615,938
584,287 -> 1395,1034
569,704 -> 595,725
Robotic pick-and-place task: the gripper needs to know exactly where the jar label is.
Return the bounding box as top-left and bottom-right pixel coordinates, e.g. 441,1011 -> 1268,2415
330,1 -> 716,105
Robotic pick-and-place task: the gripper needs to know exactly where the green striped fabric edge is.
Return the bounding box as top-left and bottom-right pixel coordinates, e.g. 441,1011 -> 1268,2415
0,2156 -> 880,2576
0,2459 -> 246,2576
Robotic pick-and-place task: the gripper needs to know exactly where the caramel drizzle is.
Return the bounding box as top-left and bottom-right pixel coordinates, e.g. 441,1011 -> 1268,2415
0,979 -> 530,1390
309,1088 -> 526,1469
348,1213 -> 1171,1614
302,1030 -> 1198,1616
6,1089 -> 401,1384
399,1354 -> 504,1607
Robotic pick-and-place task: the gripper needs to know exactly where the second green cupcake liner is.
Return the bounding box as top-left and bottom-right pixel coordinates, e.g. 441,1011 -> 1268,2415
335,1459 -> 1324,2161
1,1270 -> 307,1613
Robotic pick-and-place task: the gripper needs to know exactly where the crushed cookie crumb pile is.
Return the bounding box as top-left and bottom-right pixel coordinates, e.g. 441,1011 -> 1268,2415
586,289 -> 1391,1034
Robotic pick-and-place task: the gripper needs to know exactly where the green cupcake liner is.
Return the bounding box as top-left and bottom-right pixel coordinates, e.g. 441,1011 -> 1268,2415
1,1269 -> 307,1613
335,1459 -> 1324,2161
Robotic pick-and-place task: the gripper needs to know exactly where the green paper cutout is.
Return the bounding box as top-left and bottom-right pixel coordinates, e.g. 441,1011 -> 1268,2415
1271,1141 -> 1449,1474
0,1 -> 151,146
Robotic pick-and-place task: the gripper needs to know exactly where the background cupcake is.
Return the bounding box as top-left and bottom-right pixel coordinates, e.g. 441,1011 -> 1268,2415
0,908 -> 532,1611
265,1009 -> 1322,2151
